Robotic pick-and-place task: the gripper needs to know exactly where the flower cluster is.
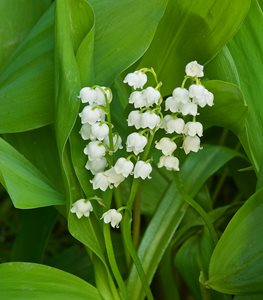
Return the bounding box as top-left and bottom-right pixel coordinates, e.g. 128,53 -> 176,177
71,61 -> 214,228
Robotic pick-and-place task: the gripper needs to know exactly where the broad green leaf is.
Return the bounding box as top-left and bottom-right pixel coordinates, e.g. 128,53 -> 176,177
234,296 -> 263,300
0,262 -> 102,300
4,126 -> 63,191
199,81 -> 247,135
208,188 -> 263,295
0,5 -> 55,133
11,207 -> 57,262
0,138 -> 64,209
127,146 -> 239,299
207,0 -> 263,173
139,0 -> 251,95
88,0 -> 168,85
0,0 -> 51,70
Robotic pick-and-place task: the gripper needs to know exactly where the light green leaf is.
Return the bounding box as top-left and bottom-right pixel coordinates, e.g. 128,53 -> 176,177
0,0 -> 51,70
199,81 -> 247,134
0,5 -> 55,133
0,262 -> 102,300
139,0 -> 251,95
88,0 -> 168,85
208,188 -> 263,295
0,138 -> 64,208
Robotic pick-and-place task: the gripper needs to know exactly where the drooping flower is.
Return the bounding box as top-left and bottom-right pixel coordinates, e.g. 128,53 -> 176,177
184,121 -> 203,137
134,160 -> 152,179
70,199 -> 93,219
180,102 -> 198,116
114,157 -> 134,178
123,71 -> 147,89
79,87 -> 97,104
94,87 -> 111,106
90,122 -> 109,141
79,106 -> 104,125
141,111 -> 161,129
182,136 -> 201,154
104,168 -> 125,188
165,118 -> 185,134
129,91 -> 146,108
155,137 -> 177,156
104,134 -> 123,152
127,110 -> 142,129
165,96 -> 181,113
85,157 -> 107,175
185,61 -> 204,78
101,209 -> 122,228
126,132 -> 147,155
91,172 -> 110,191
142,87 -> 161,107
84,141 -> 106,161
79,123 -> 92,140
172,87 -> 190,104
158,155 -> 180,171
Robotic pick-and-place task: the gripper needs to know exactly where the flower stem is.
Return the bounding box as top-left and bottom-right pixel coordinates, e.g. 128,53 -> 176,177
132,186 -> 141,248
103,190 -> 128,300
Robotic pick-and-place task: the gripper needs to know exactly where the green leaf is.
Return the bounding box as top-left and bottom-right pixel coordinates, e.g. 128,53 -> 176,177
139,0 -> 251,95
0,137 -> 65,208
127,145 -> 239,300
200,81 -> 247,135
0,5 -> 55,133
0,0 -> 51,70
0,262 -> 102,300
88,0 -> 168,85
208,188 -> 263,295
206,0 -> 263,173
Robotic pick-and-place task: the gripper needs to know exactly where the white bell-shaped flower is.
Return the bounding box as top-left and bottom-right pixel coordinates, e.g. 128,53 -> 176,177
79,106 -> 104,125
84,141 -> 106,161
85,157 -> 107,175
155,137 -> 177,156
127,110 -> 142,129
185,61 -> 204,78
134,161 -> 152,179
123,71 -> 147,89
142,87 -> 161,107
79,87 -> 97,104
165,118 -> 185,134
180,102 -> 198,116
204,89 -> 214,107
160,114 -> 173,129
94,87 -> 111,106
129,91 -> 147,108
70,199 -> 93,219
114,157 -> 134,178
182,136 -> 201,154
141,111 -> 161,129
189,84 -> 206,99
165,96 -> 181,113
104,167 -> 125,188
172,87 -> 190,104
101,209 -> 122,228
126,132 -> 147,155
79,123 -> 92,140
104,134 -> 123,152
91,122 -> 109,141
91,172 -> 110,191
158,155 -> 180,171
184,121 -> 203,137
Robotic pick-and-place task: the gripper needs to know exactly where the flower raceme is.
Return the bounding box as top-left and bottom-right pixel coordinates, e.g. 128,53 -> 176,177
70,61 -> 214,229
